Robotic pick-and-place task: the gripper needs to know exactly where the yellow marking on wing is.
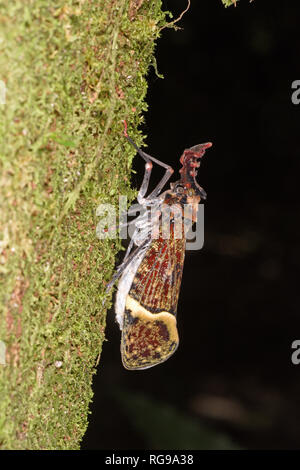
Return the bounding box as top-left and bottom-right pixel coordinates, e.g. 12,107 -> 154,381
125,296 -> 179,343
121,295 -> 179,370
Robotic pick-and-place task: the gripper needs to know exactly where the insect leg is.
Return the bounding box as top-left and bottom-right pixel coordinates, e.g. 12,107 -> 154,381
123,237 -> 135,262
123,207 -> 153,261
101,201 -> 148,237
146,167 -> 174,199
105,237 -> 150,292
137,159 -> 153,201
123,121 -> 174,200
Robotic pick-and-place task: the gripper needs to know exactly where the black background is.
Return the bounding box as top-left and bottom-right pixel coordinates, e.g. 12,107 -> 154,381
82,0 -> 300,450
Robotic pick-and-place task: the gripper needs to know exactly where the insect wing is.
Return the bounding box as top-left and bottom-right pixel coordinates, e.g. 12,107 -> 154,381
121,224 -> 186,370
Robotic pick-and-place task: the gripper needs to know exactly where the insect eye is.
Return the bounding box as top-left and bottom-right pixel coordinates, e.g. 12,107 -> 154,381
176,185 -> 184,194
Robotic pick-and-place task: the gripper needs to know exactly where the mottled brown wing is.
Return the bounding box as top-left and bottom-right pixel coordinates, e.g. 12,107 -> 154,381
121,224 -> 186,370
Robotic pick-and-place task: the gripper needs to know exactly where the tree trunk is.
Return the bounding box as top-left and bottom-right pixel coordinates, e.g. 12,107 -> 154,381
0,0 -> 167,450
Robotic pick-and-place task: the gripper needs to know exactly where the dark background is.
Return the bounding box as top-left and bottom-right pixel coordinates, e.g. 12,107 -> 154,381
83,0 -> 300,450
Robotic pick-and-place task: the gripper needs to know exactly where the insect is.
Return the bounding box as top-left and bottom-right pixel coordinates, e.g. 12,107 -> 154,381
106,121 -> 212,370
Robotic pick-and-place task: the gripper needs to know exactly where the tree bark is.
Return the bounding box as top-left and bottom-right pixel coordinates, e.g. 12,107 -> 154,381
0,0 -> 167,450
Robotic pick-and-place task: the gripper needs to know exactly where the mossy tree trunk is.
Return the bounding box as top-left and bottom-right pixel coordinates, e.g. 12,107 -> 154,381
0,0 -> 237,450
0,0 -> 167,450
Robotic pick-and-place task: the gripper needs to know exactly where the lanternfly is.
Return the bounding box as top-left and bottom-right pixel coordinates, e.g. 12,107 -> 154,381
106,122 -> 212,370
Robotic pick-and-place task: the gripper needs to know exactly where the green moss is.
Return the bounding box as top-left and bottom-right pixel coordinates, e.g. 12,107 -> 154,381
221,0 -> 238,7
0,0 -> 167,450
